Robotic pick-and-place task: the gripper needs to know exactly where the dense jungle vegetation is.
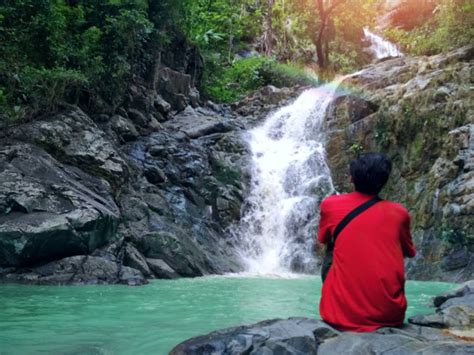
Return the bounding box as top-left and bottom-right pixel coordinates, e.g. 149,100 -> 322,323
0,0 -> 472,122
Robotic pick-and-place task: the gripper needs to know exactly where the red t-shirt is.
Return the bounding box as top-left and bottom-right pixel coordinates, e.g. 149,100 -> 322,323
317,191 -> 416,332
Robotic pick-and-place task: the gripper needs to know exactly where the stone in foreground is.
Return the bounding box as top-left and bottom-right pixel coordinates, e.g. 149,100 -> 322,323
170,318 -> 473,355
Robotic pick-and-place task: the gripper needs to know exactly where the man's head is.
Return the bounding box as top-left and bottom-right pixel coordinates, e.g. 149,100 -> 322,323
349,152 -> 392,195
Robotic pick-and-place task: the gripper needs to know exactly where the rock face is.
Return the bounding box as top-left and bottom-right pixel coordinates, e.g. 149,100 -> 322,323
172,282 -> 474,354
0,45 -> 250,285
232,85 -> 306,126
325,45 -> 474,282
0,142 -> 120,267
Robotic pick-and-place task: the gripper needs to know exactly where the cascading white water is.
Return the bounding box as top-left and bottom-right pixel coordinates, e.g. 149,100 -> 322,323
233,29 -> 402,276
235,82 -> 344,274
363,27 -> 403,59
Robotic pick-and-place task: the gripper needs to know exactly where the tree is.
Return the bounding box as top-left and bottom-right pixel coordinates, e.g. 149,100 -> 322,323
263,0 -> 275,55
314,0 -> 347,69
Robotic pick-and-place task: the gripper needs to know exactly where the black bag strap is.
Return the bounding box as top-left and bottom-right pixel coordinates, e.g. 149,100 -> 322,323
332,195 -> 382,244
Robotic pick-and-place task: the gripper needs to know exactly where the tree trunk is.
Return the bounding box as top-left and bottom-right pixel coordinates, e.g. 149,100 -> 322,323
314,0 -> 346,69
315,0 -> 327,68
264,0 -> 275,56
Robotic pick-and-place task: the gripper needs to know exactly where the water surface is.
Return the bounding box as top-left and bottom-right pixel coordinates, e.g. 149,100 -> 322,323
0,276 -> 455,354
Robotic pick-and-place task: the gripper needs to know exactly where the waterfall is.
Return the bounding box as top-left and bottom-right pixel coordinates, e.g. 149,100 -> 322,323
363,27 -> 403,59
235,81 -> 343,275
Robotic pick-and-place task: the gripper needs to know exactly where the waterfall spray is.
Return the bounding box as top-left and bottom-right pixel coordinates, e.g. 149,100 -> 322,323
235,82 -> 345,274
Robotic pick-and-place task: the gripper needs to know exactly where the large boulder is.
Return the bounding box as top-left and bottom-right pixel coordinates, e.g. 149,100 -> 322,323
164,107 -> 234,139
0,255 -> 147,286
156,67 -> 192,112
7,107 -> 128,186
0,142 -> 120,268
409,280 -> 474,331
233,85 -> 305,125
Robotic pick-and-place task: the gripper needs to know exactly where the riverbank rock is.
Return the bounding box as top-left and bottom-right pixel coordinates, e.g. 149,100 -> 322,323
0,255 -> 147,286
171,318 -> 473,355
325,45 -> 474,282
409,280 -> 474,332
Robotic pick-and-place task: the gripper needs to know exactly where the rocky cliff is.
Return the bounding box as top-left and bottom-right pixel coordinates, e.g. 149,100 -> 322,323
325,46 -> 473,282
1,39 -> 472,285
0,41 -> 251,285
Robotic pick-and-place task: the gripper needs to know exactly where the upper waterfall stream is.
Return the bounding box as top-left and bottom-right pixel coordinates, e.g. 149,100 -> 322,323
363,27 -> 403,59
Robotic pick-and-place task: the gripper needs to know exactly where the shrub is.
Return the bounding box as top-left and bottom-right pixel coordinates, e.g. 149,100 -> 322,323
203,56 -> 319,103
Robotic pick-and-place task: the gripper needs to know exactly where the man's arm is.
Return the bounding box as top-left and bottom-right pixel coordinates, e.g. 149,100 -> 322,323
317,199 -> 332,245
401,213 -> 416,258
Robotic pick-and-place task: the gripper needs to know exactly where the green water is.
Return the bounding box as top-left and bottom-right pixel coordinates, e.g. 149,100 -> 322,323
0,276 -> 455,355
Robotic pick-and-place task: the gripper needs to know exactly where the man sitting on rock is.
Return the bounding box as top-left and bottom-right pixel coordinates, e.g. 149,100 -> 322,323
317,152 -> 416,332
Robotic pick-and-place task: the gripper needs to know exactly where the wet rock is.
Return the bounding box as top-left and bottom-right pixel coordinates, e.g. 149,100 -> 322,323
433,280 -> 474,307
442,248 -> 471,271
0,255 -> 147,286
170,318 -> 335,355
171,317 -> 473,355
0,143 -> 120,268
189,87 -> 200,108
110,115 -> 139,143
124,243 -> 152,277
156,67 -> 191,111
146,258 -> 179,279
409,279 -> 474,330
144,165 -> 167,184
317,326 -> 472,355
136,231 -> 210,277
154,95 -> 172,116
325,95 -> 379,130
8,107 -> 127,185
409,303 -> 474,329
128,108 -> 150,127
233,85 -> 304,124
164,107 -> 234,139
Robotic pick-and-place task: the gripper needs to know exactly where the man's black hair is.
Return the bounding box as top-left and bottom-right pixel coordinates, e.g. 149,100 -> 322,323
350,152 -> 392,195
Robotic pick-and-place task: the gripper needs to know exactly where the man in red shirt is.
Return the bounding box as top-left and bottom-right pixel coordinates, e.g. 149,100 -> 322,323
318,152 -> 416,332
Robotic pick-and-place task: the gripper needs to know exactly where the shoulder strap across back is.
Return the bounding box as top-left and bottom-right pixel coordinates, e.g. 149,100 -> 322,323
333,195 -> 382,243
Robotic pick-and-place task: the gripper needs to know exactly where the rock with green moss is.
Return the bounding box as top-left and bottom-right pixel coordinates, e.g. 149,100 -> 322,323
325,45 -> 473,282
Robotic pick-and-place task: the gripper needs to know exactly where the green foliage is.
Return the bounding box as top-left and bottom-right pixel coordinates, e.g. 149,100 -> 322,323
384,0 -> 474,55
0,0 -> 155,121
203,57 -> 319,103
260,61 -> 319,87
374,109 -> 391,148
1,0 -> 471,120
348,142 -> 365,156
205,57 -> 266,103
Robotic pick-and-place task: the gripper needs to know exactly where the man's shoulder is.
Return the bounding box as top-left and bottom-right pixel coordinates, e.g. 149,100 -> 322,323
321,193 -> 345,204
382,200 -> 410,217
321,193 -> 352,208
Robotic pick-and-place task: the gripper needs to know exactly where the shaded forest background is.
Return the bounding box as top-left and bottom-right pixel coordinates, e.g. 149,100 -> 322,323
0,0 -> 472,122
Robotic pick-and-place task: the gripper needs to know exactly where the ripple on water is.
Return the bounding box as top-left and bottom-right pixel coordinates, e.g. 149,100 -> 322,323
0,277 -> 456,355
